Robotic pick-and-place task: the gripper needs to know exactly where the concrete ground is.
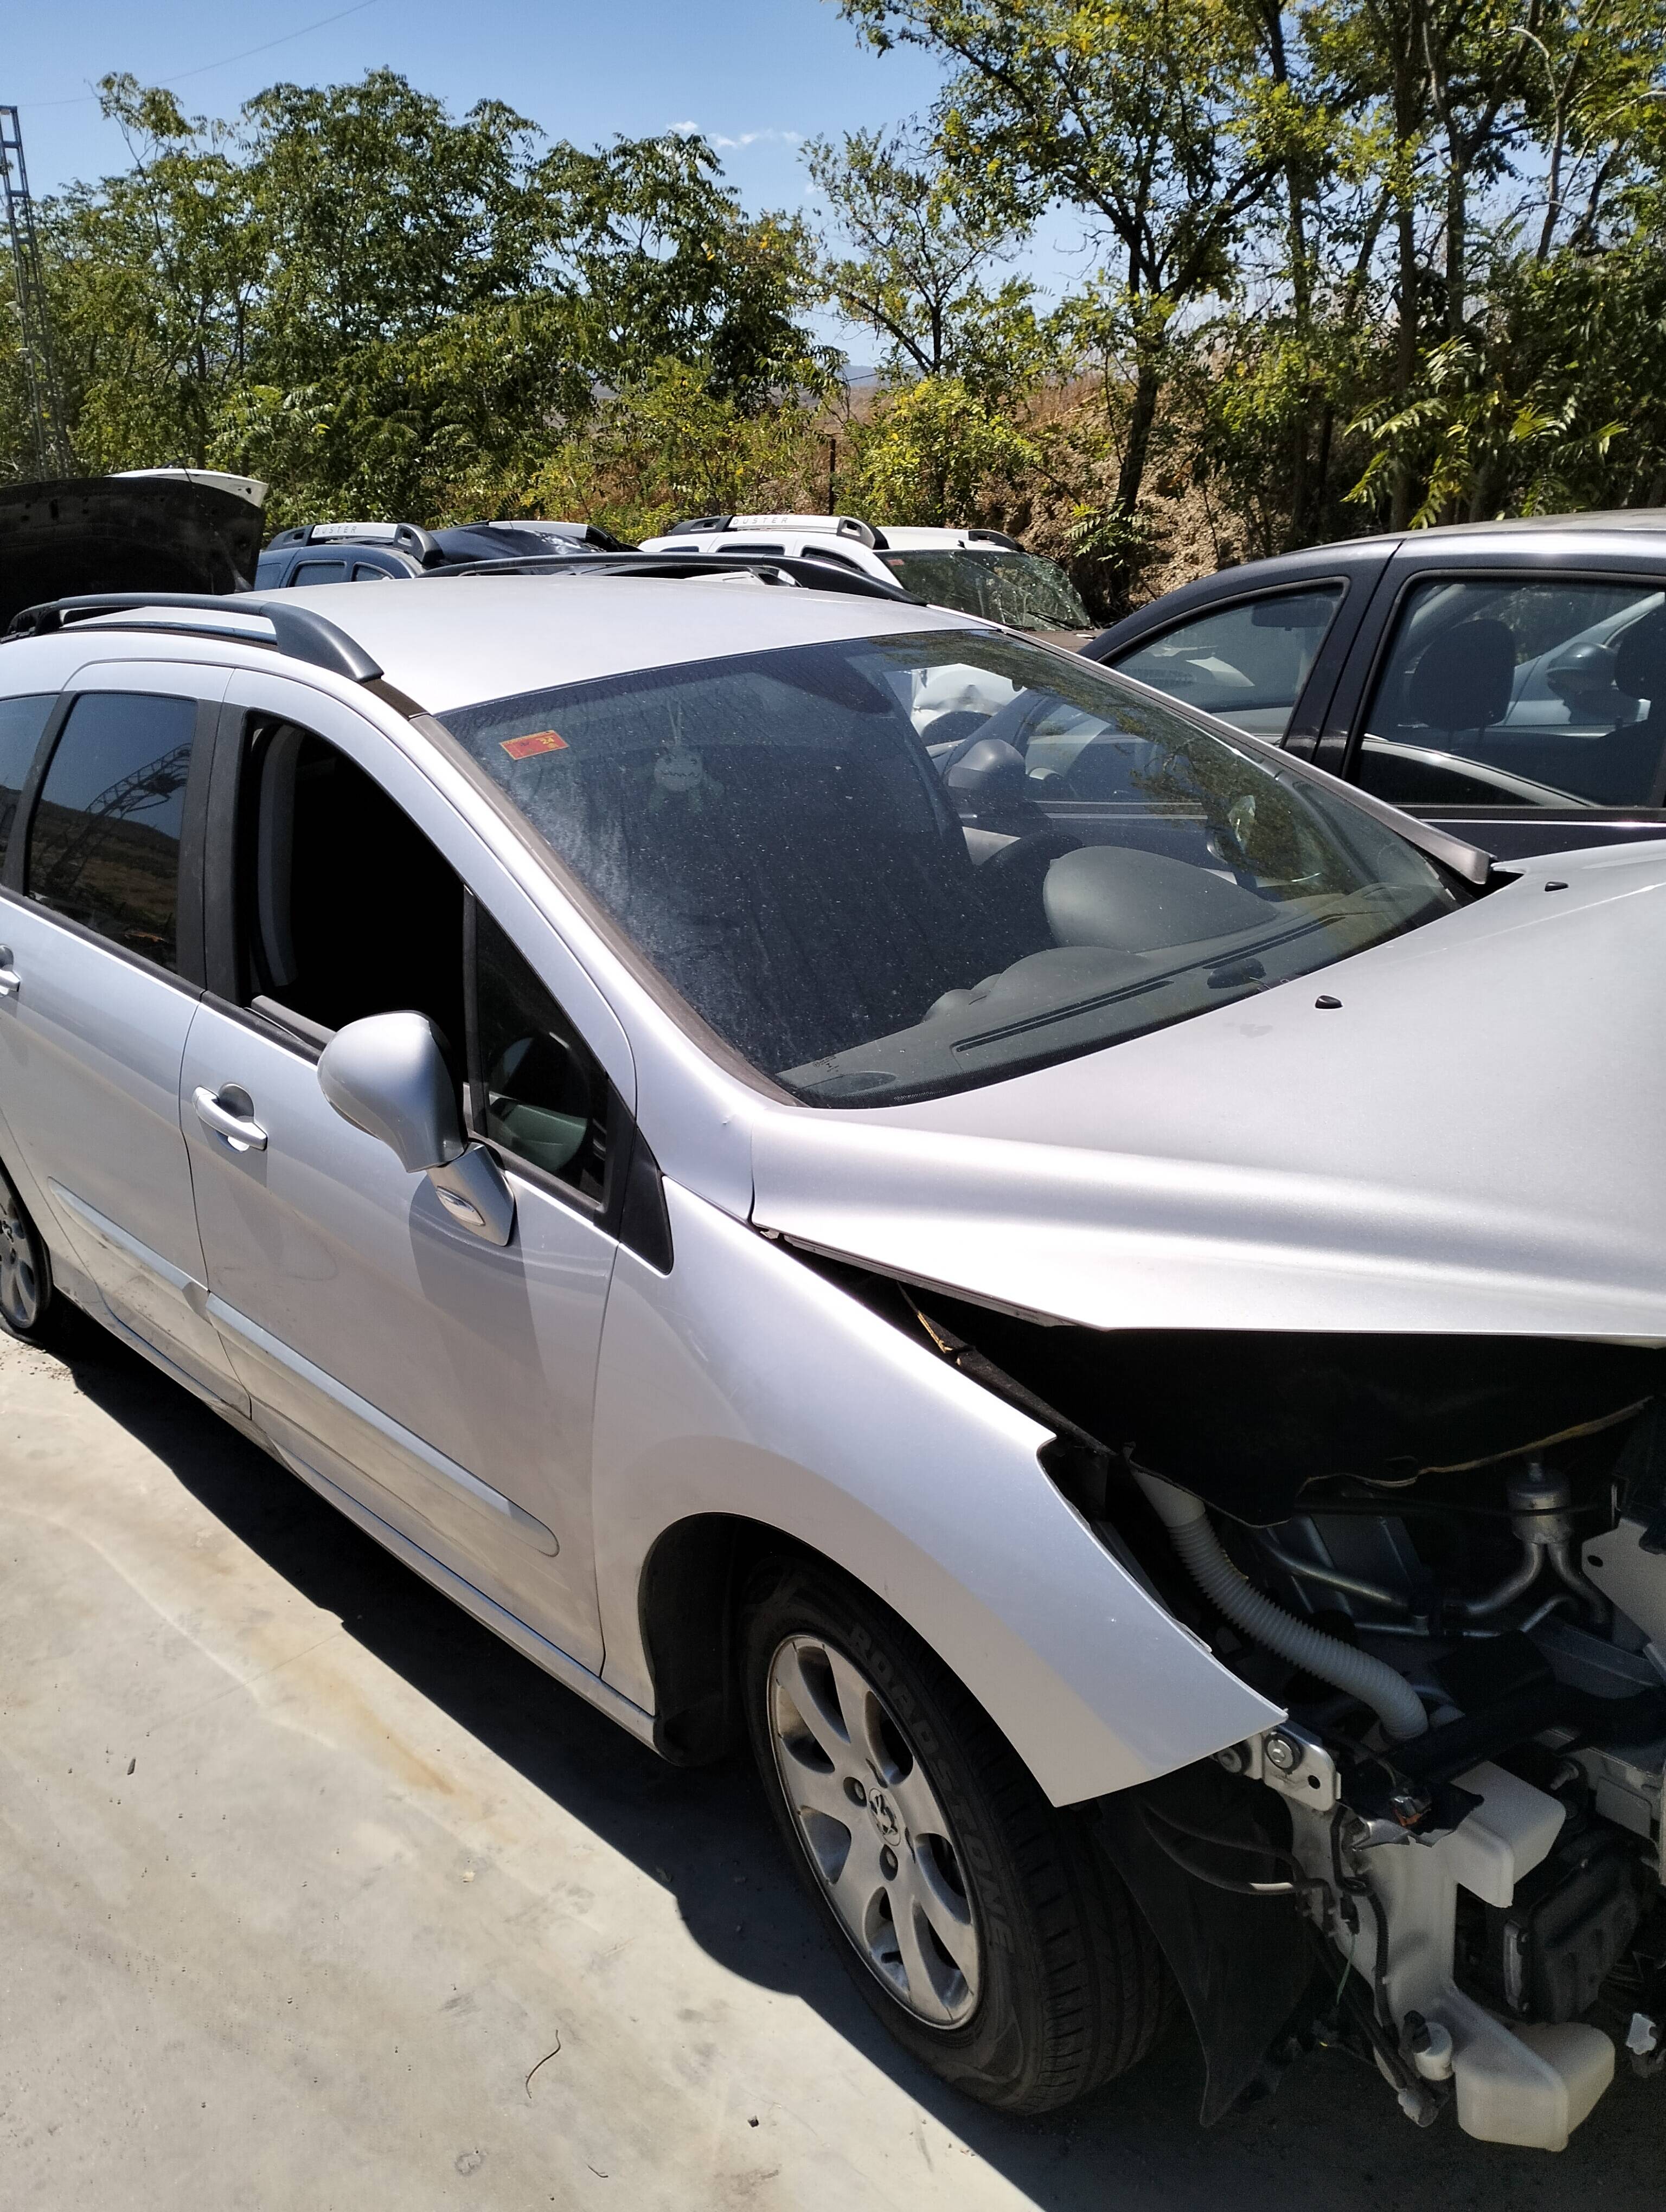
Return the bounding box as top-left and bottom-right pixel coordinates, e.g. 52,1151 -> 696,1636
3,1316 -> 1663,2212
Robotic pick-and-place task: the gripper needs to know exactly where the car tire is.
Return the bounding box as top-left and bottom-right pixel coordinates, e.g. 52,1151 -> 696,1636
741,1556 -> 1169,2113
0,1157 -> 54,1342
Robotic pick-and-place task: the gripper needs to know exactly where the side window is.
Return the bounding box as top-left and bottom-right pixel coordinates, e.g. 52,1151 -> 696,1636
1112,586 -> 1344,738
236,720 -> 465,1051
470,905 -> 608,1201
0,693 -> 55,870
1357,577 -> 1666,808
351,562 -> 395,581
290,560 -> 350,587
25,692 -> 195,968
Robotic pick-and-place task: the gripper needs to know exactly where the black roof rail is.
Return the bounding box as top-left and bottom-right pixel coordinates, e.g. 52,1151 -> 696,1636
966,528 -> 1023,551
428,551 -> 923,606
3,592 -> 384,681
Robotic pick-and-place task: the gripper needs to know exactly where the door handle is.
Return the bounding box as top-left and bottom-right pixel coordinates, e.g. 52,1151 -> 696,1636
0,947 -> 18,999
193,1084 -> 268,1153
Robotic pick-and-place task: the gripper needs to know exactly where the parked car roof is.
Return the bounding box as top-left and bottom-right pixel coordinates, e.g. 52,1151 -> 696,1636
241,570 -> 973,710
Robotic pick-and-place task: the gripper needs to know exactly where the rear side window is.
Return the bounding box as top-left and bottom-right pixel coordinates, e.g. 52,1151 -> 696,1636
1112,586 -> 1344,738
291,560 -> 349,587
26,693 -> 195,968
0,694 -> 55,871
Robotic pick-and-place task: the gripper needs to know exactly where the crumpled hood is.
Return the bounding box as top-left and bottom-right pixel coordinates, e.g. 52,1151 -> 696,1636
749,844 -> 1666,1339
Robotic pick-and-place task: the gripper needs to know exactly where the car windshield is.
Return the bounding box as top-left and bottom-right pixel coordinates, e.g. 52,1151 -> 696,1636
880,550 -> 1092,632
438,631 -> 1457,1105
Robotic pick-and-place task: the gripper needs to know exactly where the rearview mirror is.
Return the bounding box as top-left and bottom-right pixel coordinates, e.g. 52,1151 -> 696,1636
318,1012 -> 514,1245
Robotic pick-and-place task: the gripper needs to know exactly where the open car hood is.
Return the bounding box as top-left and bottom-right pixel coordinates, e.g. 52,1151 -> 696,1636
0,471 -> 267,629
748,843 -> 1666,1341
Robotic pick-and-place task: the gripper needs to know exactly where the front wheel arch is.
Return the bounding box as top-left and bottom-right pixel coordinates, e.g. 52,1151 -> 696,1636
638,1512 -> 839,1765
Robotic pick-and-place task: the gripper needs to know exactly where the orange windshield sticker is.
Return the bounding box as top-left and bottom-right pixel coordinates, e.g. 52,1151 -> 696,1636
501,730 -> 568,759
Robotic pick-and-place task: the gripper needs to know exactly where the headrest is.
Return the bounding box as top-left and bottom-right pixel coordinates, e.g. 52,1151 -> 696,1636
1406,618 -> 1515,732
1614,608 -> 1666,704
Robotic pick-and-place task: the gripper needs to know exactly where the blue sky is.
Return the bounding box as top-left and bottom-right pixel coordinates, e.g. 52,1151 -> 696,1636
7,2 -> 1092,355
9,2 -> 941,220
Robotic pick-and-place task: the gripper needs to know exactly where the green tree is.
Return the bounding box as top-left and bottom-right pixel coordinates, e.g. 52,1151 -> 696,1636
527,357 -> 828,540
841,0 -> 1309,529
3,70 -> 826,524
805,125 -> 1048,391
41,76 -> 265,474
851,374 -> 1040,523
535,132 -> 829,406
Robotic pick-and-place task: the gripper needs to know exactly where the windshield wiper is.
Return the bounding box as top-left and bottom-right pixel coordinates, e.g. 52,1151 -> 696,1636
950,912 -> 1338,1054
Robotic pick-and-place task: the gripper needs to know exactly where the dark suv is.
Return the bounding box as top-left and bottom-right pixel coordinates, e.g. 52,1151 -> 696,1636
255,519 -> 631,589
1085,512 -> 1666,858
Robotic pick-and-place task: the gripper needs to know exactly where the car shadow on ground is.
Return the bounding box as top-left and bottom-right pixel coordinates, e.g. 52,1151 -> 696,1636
52,1311 -> 1665,2212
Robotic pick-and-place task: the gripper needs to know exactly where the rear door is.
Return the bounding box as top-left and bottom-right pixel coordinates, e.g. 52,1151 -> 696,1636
0,661 -> 246,1406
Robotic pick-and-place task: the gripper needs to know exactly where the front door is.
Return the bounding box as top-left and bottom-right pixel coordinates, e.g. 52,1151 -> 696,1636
0,664 -> 246,1407
181,672 -> 629,1667
1342,569 -> 1666,858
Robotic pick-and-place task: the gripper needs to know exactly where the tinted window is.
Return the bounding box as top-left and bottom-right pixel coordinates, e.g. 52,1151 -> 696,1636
27,694 -> 194,967
471,905 -> 607,1199
1357,577 -> 1666,808
439,633 -> 1454,1105
0,694 -> 54,871
1113,587 -> 1344,739
291,560 -> 349,587
352,562 -> 395,581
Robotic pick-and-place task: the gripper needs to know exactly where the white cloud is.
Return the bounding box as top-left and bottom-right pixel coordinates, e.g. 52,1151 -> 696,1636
669,122 -> 803,151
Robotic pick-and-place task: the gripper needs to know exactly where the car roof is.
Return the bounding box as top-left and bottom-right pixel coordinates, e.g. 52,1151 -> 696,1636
1411,508 -> 1666,539
236,571 -> 975,712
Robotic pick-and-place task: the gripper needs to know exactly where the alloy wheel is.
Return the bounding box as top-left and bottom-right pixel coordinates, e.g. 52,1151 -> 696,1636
0,1169 -> 42,1334
766,1632 -> 982,2027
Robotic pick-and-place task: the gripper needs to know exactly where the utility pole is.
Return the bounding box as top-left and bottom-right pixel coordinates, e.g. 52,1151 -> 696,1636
1,105 -> 75,478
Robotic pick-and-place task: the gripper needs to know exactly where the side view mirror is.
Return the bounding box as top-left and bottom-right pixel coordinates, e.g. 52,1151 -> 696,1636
317,1011 -> 515,1246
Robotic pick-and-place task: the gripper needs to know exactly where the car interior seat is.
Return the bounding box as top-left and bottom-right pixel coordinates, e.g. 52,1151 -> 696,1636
1405,619 -> 1516,738
1586,609 -> 1666,807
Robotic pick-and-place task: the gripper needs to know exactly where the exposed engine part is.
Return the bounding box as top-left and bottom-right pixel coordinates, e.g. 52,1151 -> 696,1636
1407,2013 -> 1455,2081
1457,1464 -> 1607,1623
1288,1768 -> 1617,2150
1628,2010 -> 1664,2076
1584,1515 -> 1666,1659
1257,1534 -> 1411,1613
1467,1825 -> 1643,2022
1575,1743 -> 1665,1874
1220,1722 -> 1341,1814
1133,1468 -> 1430,1741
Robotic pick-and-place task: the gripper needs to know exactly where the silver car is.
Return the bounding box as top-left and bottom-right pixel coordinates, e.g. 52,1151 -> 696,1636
3,569 -> 1665,2154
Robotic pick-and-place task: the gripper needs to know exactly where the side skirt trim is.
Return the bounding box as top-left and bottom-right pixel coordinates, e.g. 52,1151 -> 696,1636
270,1435 -> 659,1751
